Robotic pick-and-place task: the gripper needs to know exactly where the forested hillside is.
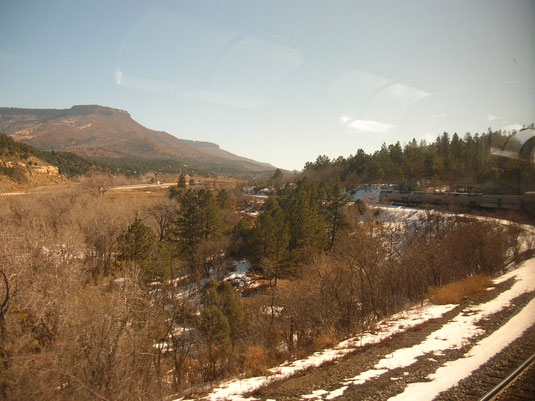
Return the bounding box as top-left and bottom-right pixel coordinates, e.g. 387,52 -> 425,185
302,128 -> 535,194
0,175 -> 526,400
0,133 -> 207,180
1,133 -> 99,178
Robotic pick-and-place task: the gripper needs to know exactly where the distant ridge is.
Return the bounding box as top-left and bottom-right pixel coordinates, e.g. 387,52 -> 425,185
0,105 -> 130,118
0,105 -> 275,175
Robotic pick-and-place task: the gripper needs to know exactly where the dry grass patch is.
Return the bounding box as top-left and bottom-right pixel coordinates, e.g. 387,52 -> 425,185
242,345 -> 269,376
429,274 -> 493,304
314,329 -> 337,350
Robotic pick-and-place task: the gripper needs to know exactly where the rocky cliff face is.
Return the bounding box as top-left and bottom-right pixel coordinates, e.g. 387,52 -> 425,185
0,156 -> 65,191
1,159 -> 59,175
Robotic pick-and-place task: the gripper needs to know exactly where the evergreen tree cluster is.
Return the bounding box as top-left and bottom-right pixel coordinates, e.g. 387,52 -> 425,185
116,187 -> 229,281
303,129 -> 535,193
248,179 -> 351,275
172,189 -> 225,250
93,157 -> 200,178
117,217 -> 156,263
0,133 -> 35,158
201,280 -> 244,347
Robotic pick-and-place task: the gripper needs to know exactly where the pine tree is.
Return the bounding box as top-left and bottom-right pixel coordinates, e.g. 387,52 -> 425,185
197,189 -> 225,240
174,189 -> 203,249
172,189 -> 225,251
323,178 -> 350,249
177,173 -> 187,189
202,280 -> 245,347
252,197 -> 291,264
285,181 -> 328,253
268,168 -> 283,188
117,217 -> 155,262
231,215 -> 254,255
216,189 -> 232,210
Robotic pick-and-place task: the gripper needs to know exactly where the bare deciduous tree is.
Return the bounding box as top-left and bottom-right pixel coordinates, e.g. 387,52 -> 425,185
0,269 -> 11,399
81,174 -> 114,197
147,200 -> 176,242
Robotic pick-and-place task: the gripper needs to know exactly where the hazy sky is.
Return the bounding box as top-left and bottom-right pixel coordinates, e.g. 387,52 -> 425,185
1,0 -> 534,170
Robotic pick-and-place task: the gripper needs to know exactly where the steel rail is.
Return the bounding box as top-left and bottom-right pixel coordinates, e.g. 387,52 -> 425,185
478,352 -> 535,401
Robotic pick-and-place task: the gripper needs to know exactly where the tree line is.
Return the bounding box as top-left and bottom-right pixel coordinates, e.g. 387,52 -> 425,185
302,128 -> 535,194
0,133 -> 211,179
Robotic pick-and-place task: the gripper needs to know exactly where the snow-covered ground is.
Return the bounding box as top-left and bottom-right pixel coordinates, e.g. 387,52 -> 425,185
375,205 -> 535,252
177,303 -> 456,401
376,204 -> 535,235
298,257 -> 535,401
390,298 -> 535,401
371,205 -> 444,232
347,184 -> 392,203
225,260 -> 258,289
153,259 -> 256,300
176,257 -> 535,401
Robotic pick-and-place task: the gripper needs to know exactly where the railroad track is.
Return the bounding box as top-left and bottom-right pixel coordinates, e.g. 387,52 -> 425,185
491,356 -> 535,401
477,331 -> 535,401
436,323 -> 535,401
480,353 -> 535,401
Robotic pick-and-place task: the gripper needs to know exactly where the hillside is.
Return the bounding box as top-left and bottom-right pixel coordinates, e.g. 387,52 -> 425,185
0,105 -> 275,175
184,139 -> 273,168
0,134 -> 67,191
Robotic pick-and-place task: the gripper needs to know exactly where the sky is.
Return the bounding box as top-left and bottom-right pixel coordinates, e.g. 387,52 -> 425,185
1,0 -> 534,171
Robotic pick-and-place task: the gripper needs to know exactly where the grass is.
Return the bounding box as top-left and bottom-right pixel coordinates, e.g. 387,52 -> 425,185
106,189 -> 169,199
314,330 -> 337,350
242,345 -> 269,376
429,274 -> 493,304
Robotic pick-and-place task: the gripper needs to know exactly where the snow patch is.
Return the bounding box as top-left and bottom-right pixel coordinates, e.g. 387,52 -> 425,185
389,296 -> 535,401
225,260 -> 258,289
347,184 -> 392,203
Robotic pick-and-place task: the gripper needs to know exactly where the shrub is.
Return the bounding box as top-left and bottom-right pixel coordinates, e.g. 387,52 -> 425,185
313,329 -> 337,350
242,345 -> 269,376
354,199 -> 368,215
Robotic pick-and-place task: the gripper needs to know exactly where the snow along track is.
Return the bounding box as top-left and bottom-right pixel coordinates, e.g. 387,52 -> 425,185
177,303 -> 457,401
177,258 -> 535,401
174,208 -> 535,401
388,292 -> 535,400
293,258 -> 535,401
435,323 -> 535,401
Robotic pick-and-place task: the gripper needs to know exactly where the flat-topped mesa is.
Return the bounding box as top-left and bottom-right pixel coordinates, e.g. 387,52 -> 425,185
0,105 -> 130,118
0,104 -> 276,174
68,105 -> 130,117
